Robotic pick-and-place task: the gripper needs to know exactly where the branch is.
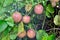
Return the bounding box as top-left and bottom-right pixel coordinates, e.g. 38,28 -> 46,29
46,28 -> 60,31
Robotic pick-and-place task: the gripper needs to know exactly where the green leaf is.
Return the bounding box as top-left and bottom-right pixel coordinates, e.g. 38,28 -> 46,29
3,0 -> 13,7
42,33 -> 48,40
36,30 -> 48,40
0,20 -> 8,33
0,0 -> 5,6
2,26 -> 12,36
15,0 -> 23,2
0,0 -> 5,3
48,34 -> 56,40
18,2 -> 25,9
46,10 -> 51,18
42,0 -> 48,6
10,26 -> 18,40
1,34 -> 10,40
46,4 -> 54,13
38,0 -> 48,5
10,34 -> 17,40
28,23 -> 33,28
5,17 -> 14,27
13,26 -> 18,33
0,8 -> 6,15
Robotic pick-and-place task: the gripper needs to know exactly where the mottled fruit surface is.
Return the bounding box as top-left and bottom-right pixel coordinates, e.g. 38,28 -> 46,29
22,15 -> 30,23
51,2 -> 56,7
18,31 -> 26,38
27,29 -> 36,38
34,4 -> 43,14
12,11 -> 22,23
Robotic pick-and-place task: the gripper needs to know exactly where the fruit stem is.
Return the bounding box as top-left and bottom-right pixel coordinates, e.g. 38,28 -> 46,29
27,5 -> 34,15
53,25 -> 55,33
37,0 -> 40,4
19,38 -> 22,40
42,12 -> 46,29
13,0 -> 18,11
28,23 -> 32,29
26,0 -> 28,4
27,7 -> 33,15
58,10 -> 60,15
23,36 -> 27,40
31,0 -> 34,4
46,28 -> 60,31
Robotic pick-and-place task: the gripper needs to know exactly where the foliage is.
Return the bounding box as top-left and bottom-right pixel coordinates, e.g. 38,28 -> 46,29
0,0 -> 59,40
36,30 -> 56,40
0,20 -> 8,33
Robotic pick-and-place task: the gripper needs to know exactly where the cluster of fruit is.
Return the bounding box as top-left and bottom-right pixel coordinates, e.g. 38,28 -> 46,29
12,4 -> 44,38
18,29 -> 35,38
12,4 -> 43,23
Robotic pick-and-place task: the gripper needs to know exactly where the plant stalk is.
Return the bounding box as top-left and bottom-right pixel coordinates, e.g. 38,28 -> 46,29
42,13 -> 46,29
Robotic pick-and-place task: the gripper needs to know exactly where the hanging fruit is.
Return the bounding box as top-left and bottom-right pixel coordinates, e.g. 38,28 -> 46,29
50,0 -> 59,7
54,15 -> 60,25
34,4 -> 44,14
22,15 -> 30,23
27,29 -> 36,38
12,11 -> 22,23
17,22 -> 26,38
18,31 -> 26,38
51,2 -> 56,7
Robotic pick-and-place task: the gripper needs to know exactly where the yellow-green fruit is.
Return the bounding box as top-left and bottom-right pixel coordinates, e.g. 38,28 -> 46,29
54,15 -> 60,25
18,31 -> 26,38
25,4 -> 32,12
